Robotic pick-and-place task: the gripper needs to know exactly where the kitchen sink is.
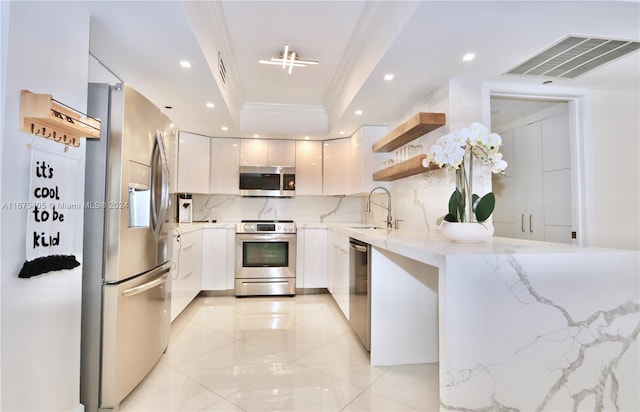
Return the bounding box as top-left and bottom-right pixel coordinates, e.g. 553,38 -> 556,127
349,225 -> 384,230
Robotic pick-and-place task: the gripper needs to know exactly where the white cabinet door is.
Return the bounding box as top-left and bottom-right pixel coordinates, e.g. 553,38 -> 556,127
350,125 -> 388,195
323,138 -> 351,195
328,229 -> 349,319
210,138 -> 240,194
240,139 -> 268,166
171,229 -> 202,321
201,229 -> 227,291
295,141 -> 323,195
514,122 -> 545,241
240,139 -> 295,167
226,228 -> 236,289
303,228 -> 327,288
267,140 -> 296,167
178,131 -> 210,194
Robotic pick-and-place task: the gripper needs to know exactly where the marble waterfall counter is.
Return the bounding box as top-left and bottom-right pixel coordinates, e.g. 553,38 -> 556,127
330,225 -> 639,411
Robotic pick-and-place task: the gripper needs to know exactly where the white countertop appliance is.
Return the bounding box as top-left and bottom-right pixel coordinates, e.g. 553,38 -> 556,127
235,220 -> 296,296
177,193 -> 193,223
81,83 -> 172,411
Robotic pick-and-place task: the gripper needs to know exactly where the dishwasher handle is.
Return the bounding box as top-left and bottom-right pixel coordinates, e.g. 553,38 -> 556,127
350,243 -> 369,253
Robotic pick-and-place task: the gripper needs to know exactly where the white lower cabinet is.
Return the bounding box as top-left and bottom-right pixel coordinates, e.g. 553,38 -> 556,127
170,229 -> 202,321
296,228 -> 327,288
201,228 -> 235,291
328,228 -> 350,319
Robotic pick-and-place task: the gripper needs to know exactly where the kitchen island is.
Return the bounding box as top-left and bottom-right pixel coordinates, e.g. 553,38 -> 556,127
332,225 -> 639,412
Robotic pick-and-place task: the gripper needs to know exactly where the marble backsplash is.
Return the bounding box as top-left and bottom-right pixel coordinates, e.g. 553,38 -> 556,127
186,194 -> 364,223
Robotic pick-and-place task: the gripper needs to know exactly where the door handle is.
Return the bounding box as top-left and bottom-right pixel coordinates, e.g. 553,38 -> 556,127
122,268 -> 170,298
521,214 -> 525,232
529,214 -> 534,233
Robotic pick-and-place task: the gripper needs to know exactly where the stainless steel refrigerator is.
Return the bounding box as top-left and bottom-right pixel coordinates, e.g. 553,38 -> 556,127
81,83 -> 172,411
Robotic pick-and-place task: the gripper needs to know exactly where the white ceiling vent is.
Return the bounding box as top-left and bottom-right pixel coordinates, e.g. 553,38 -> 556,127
218,51 -> 227,88
506,36 -> 640,79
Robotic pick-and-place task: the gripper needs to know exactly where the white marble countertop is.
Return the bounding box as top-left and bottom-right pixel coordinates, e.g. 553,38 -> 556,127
327,223 -> 636,269
173,221 -> 636,266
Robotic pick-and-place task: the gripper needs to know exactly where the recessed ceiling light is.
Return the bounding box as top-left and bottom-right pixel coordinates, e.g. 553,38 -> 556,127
354,110 -> 363,115
221,126 -> 229,131
179,60 -> 192,68
339,131 -> 345,135
304,136 -> 310,140
253,134 -> 260,138
206,102 -> 215,108
462,53 -> 476,62
384,74 -> 394,81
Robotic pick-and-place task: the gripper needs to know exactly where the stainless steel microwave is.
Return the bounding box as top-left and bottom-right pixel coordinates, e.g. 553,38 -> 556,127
239,166 -> 295,197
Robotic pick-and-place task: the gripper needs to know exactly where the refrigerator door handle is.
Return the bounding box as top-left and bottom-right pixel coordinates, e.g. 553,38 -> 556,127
150,131 -> 170,236
121,268 -> 170,298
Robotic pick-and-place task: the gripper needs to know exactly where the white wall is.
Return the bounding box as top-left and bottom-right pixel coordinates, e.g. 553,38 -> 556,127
367,80 -> 493,234
1,2 -> 89,410
0,1 -> 10,407
369,80 -> 639,251
585,90 -> 640,250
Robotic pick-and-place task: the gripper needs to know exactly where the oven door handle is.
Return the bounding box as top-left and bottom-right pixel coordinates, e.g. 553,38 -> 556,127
235,234 -> 296,241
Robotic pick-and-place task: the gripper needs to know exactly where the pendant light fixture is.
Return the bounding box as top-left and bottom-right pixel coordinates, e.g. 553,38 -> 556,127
258,44 -> 318,74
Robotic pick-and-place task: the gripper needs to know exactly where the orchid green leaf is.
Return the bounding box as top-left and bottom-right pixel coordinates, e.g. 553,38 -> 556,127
474,192 -> 495,222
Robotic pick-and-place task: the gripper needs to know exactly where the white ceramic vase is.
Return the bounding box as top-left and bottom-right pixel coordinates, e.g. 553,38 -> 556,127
441,221 -> 494,243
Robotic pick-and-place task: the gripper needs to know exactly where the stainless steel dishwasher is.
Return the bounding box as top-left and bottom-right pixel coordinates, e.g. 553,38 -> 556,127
349,237 -> 371,351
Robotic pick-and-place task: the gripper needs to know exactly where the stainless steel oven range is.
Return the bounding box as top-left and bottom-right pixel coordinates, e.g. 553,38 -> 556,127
235,220 -> 296,296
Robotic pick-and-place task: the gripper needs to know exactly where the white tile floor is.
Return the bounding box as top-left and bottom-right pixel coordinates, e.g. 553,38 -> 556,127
120,294 -> 439,411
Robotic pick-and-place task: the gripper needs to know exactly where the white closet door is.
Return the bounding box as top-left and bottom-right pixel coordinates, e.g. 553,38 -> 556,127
493,108 -> 572,243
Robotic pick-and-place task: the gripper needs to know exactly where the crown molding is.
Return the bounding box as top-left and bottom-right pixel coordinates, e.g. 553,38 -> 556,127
182,0 -> 246,124
322,1 -> 419,131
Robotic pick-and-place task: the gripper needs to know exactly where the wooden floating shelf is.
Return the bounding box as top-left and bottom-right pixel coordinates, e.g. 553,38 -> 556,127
372,112 -> 446,153
20,90 -> 101,147
373,154 -> 442,181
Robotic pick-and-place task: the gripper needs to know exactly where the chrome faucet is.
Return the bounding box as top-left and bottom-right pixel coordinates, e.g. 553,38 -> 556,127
366,186 -> 393,228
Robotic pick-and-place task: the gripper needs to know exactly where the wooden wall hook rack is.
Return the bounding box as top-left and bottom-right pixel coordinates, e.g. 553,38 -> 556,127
20,90 -> 101,147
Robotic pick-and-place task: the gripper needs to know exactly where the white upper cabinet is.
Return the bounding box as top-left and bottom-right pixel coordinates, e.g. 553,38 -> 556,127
240,139 -> 267,166
350,125 -> 388,194
240,139 -> 295,167
295,140 -> 323,195
177,131 -> 210,194
210,138 -> 240,194
267,140 -> 296,167
323,138 -> 351,195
